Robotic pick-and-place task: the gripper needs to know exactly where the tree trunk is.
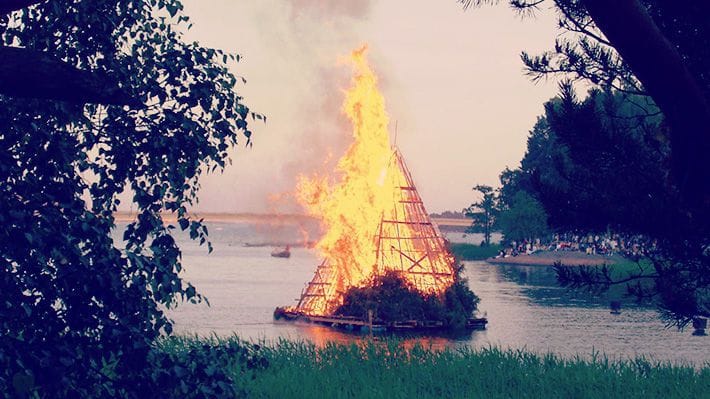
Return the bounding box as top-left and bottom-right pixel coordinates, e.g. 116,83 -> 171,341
582,0 -> 710,216
0,46 -> 138,106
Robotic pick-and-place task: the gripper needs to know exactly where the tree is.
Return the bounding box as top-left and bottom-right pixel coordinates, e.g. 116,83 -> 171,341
464,185 -> 499,246
461,0 -> 709,328
460,0 -> 710,216
0,1 -> 138,105
0,1 -> 258,396
499,88 -> 708,327
580,0 -> 710,209
497,191 -> 548,244
507,88 -> 673,234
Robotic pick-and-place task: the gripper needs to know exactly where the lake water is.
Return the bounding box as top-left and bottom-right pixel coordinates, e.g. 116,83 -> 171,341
154,222 -> 708,366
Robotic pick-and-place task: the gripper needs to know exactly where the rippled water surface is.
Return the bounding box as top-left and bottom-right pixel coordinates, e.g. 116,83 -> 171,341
157,222 -> 708,366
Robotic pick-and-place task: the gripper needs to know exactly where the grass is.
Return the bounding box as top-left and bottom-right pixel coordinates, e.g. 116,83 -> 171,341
159,335 -> 710,399
449,243 -> 501,260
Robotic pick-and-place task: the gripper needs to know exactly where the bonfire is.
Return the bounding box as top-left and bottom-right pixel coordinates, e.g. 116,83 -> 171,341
275,45 -> 485,331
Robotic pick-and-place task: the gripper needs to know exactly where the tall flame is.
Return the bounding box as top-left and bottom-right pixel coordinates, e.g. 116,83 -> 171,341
295,45 -> 455,315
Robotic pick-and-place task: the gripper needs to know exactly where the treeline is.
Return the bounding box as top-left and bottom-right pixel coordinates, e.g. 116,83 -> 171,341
430,210 -> 466,219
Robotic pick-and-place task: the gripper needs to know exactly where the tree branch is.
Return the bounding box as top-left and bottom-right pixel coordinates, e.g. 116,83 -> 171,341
556,2 -> 611,46
0,46 -> 139,106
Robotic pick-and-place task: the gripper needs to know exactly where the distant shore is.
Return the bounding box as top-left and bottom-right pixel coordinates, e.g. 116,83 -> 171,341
113,211 -> 318,224
113,212 -> 466,229
431,217 -> 471,232
486,250 -> 621,266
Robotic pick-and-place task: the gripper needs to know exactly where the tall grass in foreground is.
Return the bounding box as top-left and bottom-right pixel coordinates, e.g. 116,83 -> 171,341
159,336 -> 709,399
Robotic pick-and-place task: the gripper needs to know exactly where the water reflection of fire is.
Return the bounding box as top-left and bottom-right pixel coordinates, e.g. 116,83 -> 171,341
297,324 -> 454,351
290,45 -> 455,316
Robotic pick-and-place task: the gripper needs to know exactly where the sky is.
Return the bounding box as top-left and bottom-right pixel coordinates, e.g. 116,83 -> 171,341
179,0 -> 562,214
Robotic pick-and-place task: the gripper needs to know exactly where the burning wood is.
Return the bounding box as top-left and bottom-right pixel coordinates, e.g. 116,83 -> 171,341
277,45 -> 483,330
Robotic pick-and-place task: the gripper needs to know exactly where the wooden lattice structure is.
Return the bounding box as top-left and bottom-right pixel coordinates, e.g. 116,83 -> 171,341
294,148 -> 455,316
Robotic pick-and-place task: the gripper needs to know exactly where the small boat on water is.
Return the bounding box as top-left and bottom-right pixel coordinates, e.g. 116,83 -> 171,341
466,316 -> 488,330
271,245 -> 291,258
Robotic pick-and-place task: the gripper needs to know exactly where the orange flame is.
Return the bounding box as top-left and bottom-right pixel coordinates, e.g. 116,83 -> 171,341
295,45 -> 455,315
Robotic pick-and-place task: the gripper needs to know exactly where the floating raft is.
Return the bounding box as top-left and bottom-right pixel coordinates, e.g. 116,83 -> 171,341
274,307 -> 488,333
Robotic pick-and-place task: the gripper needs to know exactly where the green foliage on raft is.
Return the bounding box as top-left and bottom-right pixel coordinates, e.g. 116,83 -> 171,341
334,270 -> 480,329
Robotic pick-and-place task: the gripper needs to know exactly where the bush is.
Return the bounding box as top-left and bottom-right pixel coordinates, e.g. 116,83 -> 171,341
335,269 -> 480,329
147,336 -> 270,398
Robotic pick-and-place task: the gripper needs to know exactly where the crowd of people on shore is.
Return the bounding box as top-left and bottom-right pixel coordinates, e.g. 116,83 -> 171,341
495,231 -> 657,259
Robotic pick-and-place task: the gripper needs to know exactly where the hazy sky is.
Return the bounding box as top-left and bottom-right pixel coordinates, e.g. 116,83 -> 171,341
179,0 -> 562,214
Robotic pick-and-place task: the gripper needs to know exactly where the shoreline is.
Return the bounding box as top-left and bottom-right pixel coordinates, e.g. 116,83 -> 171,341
113,211 -> 318,224
112,212 -> 468,230
485,251 -> 621,266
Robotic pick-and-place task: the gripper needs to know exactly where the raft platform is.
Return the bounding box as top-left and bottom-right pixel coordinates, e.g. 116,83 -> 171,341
273,307 -> 488,333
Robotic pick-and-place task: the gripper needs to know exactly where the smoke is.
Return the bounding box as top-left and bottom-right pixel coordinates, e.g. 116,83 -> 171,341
267,0 -> 375,214
287,0 -> 372,21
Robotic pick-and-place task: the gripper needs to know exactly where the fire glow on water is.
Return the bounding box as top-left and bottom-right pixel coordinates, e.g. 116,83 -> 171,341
295,45 -> 455,315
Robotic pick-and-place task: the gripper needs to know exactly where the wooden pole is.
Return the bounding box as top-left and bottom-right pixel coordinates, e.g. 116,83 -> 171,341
368,309 -> 373,338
